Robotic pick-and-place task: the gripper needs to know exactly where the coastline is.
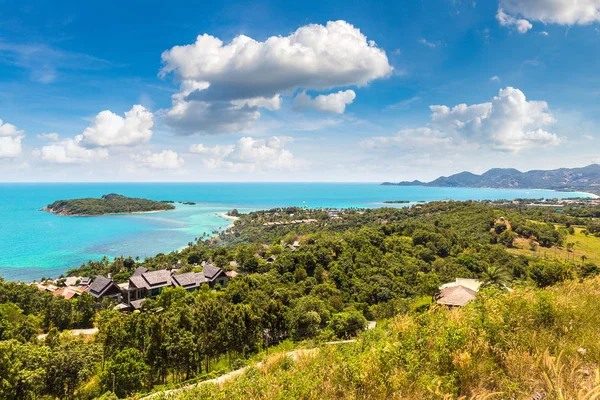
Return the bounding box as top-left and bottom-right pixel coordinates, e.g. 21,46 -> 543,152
2,184 -> 597,283
43,207 -> 171,217
216,212 -> 240,229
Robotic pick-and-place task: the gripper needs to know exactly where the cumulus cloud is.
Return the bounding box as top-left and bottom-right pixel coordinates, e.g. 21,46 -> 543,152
497,9 -> 533,33
37,133 -> 59,141
0,119 -> 25,158
430,87 -> 560,151
131,150 -> 184,169
161,20 -> 392,134
35,135 -> 109,164
0,137 -> 23,159
0,119 -> 24,137
497,0 -> 600,31
189,136 -> 303,171
82,105 -> 153,147
165,81 -> 260,135
294,90 -> 356,114
363,87 -> 561,154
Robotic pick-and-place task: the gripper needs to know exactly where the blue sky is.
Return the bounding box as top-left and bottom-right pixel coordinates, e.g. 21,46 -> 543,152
1,0 -> 599,182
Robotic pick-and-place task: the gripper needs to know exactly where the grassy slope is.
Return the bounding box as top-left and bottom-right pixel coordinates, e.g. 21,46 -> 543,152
508,226 -> 600,265
160,278 -> 600,400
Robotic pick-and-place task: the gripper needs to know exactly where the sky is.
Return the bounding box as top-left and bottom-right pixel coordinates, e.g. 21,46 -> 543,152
1,0 -> 599,182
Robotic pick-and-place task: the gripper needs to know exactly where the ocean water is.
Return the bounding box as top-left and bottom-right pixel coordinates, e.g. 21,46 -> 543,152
0,183 -> 594,282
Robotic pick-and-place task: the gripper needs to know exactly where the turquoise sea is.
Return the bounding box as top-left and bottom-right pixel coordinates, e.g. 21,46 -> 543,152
0,183 -> 594,282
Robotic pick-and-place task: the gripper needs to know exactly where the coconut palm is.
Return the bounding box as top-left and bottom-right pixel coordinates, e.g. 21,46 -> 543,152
481,265 -> 511,289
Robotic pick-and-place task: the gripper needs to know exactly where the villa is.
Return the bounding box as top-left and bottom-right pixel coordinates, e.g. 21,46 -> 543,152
88,263 -> 229,308
436,278 -> 481,307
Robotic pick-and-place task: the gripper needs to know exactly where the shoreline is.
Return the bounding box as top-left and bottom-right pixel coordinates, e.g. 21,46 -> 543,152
43,207 -> 171,217
216,212 -> 240,222
5,191 -> 598,283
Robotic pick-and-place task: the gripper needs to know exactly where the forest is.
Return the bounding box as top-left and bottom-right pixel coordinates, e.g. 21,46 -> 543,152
1,200 -> 599,399
45,194 -> 175,216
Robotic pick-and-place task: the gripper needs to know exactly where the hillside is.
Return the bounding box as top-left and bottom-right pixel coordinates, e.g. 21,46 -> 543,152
44,193 -> 175,216
3,201 -> 600,399
383,164 -> 600,192
161,278 -> 600,399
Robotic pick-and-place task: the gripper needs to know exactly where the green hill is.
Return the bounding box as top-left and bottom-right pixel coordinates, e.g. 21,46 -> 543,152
169,278 -> 600,400
45,193 -> 175,216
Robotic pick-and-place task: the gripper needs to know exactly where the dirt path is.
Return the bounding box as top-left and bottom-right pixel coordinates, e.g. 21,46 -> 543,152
141,322 -> 376,399
37,327 -> 98,341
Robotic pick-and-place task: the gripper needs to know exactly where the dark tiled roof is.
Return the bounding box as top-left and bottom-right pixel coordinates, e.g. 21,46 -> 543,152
142,270 -> 172,287
130,299 -> 146,310
132,266 -> 149,277
202,264 -> 223,280
88,276 -> 114,298
172,272 -> 208,288
129,275 -> 148,290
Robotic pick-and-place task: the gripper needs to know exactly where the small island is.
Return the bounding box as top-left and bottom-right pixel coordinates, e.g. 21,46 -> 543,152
383,200 -> 410,204
44,193 -> 175,216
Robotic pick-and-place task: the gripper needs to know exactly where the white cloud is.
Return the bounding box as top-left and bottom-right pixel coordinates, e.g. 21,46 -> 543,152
540,31 -> 550,36
583,134 -> 595,140
490,76 -> 501,82
0,119 -> 24,137
161,20 -> 392,134
363,87 -> 561,155
430,87 -> 561,152
294,90 -> 356,114
82,105 -> 154,147
36,135 -> 109,164
499,0 -> 600,26
361,127 -> 454,151
497,9 -> 533,33
37,133 -> 59,141
189,136 -> 303,171
418,38 -> 439,48
131,150 -> 184,169
0,136 -> 23,159
231,95 -> 281,111
0,119 -> 25,158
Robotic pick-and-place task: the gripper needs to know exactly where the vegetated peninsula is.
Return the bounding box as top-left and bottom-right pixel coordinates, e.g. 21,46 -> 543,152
382,164 -> 600,193
44,193 -> 175,216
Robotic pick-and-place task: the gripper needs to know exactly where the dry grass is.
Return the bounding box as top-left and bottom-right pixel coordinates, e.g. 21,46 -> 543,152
167,278 -> 600,400
507,227 -> 600,265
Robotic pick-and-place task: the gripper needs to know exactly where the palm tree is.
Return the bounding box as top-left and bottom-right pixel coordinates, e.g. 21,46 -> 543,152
581,254 -> 588,266
481,265 -> 511,289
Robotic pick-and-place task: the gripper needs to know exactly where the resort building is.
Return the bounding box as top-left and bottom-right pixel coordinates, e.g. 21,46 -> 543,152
88,263 -> 229,308
436,278 -> 481,307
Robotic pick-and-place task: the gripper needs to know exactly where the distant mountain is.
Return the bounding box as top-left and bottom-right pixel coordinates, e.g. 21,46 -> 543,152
382,164 -> 600,193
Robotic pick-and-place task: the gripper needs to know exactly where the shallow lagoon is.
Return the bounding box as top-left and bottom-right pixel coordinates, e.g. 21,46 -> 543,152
0,182 -> 593,281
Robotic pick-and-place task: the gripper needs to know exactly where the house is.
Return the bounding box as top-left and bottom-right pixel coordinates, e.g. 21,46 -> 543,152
436,285 -> 477,307
436,278 -> 481,307
439,278 -> 481,292
132,266 -> 148,276
126,269 -> 173,302
53,286 -> 83,300
172,271 -> 208,291
88,275 -> 122,301
64,276 -> 91,287
92,264 -> 229,307
202,264 -> 228,286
